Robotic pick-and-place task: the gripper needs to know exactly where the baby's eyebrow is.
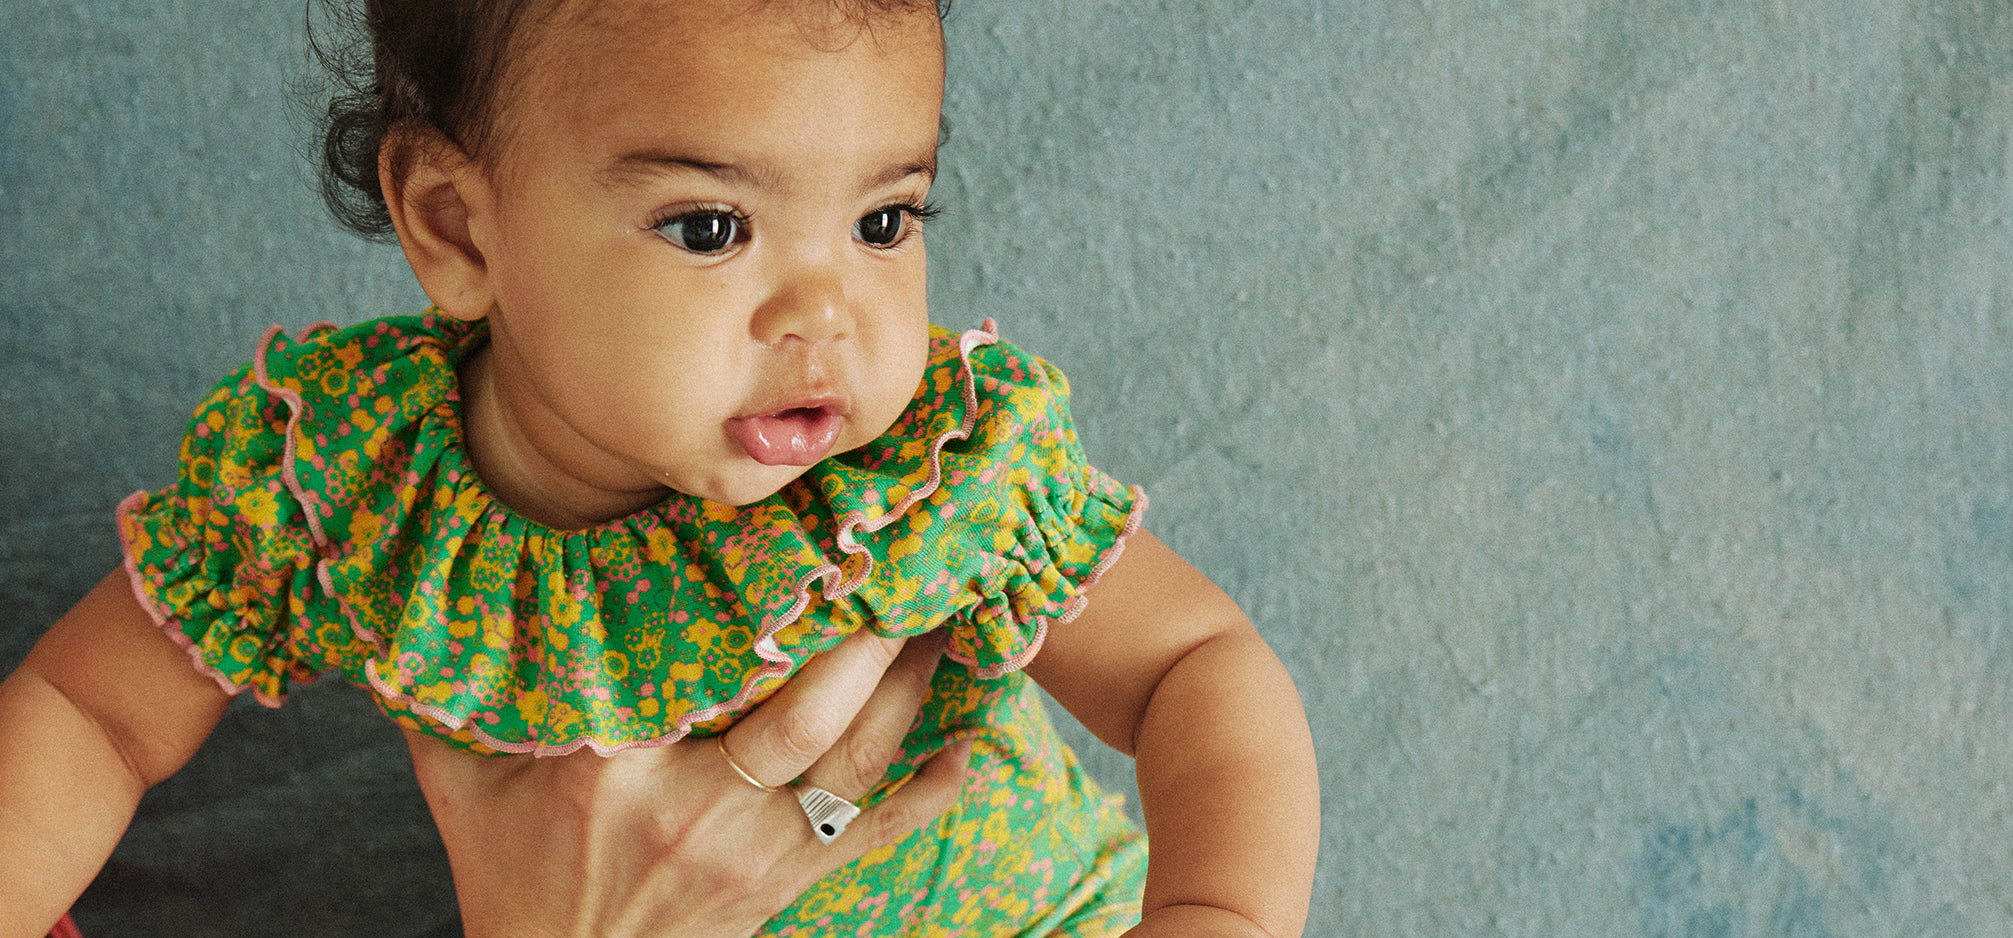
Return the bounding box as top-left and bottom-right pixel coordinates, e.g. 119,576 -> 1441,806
598,150 -> 938,194
865,156 -> 939,192
598,152 -> 778,190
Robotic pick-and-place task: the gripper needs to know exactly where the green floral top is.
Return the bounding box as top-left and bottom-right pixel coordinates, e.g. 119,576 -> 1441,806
117,313 -> 1148,934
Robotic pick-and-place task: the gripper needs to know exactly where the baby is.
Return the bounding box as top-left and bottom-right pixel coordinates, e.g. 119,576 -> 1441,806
0,1 -> 1319,935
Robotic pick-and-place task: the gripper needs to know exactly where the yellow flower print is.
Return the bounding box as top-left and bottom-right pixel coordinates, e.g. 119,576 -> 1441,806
414,681 -> 452,707
857,842 -> 899,867
980,802 -> 1017,846
465,652 -> 499,682
185,454 -> 217,488
644,527 -> 679,564
888,531 -> 925,562
515,688 -> 549,726
116,316 -> 1160,925
348,510 -> 383,545
229,634 -> 264,668
316,621 -> 353,650
965,498 -> 1002,525
546,701 -> 583,735
234,488 -> 281,527
361,428 -> 388,462
550,593 -> 583,629
217,455 -> 252,491
319,368 -> 350,397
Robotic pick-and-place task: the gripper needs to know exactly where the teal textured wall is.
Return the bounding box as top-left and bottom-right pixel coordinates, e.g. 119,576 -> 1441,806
5,1 -> 2012,935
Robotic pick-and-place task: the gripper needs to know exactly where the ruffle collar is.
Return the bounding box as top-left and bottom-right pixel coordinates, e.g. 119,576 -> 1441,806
121,313 -> 1144,755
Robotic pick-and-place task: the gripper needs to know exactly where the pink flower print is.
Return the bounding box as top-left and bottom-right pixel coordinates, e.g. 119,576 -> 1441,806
567,570 -> 595,605
716,525 -> 774,578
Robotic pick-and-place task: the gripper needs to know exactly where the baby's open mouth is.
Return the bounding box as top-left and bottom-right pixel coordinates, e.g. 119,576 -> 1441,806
727,403 -> 845,466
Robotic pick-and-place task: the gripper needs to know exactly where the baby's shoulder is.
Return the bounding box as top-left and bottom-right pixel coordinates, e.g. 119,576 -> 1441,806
241,313 -> 475,410
151,311 -> 484,543
179,313 -> 475,454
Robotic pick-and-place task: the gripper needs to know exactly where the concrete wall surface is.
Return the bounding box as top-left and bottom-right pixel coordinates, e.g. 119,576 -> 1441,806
4,1 -> 2011,935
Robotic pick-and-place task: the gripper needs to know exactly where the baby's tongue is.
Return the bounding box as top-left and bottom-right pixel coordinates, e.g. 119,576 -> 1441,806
728,409 -> 843,466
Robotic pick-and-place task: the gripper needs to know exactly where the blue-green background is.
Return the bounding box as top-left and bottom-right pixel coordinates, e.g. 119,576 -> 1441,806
5,1 -> 2012,935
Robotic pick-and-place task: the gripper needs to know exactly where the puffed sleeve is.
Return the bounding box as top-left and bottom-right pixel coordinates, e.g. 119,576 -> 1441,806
812,322 -> 1149,678
114,319 -> 461,706
118,337 -> 332,705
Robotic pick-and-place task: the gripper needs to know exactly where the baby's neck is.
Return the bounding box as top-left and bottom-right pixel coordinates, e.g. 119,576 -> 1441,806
457,344 -> 670,530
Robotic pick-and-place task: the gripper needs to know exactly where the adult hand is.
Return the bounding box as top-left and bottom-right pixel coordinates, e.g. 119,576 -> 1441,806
405,631 -> 971,938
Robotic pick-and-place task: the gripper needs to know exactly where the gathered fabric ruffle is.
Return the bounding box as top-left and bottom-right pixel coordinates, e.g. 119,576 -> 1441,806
117,313 -> 1144,755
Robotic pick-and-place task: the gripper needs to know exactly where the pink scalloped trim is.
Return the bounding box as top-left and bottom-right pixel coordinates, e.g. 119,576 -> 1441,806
361,319 -> 1147,757
137,317 -> 1142,757
251,326 -> 325,549
950,484 -> 1149,681
251,323 -> 382,648
116,490 -> 332,709
359,320 -> 1015,756
764,321 -> 999,625
115,321 -> 372,713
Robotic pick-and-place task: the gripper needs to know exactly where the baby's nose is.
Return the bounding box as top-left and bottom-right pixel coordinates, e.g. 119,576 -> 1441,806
752,265 -> 853,345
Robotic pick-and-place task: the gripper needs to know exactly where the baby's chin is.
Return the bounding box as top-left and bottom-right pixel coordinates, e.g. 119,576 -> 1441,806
679,452 -> 837,508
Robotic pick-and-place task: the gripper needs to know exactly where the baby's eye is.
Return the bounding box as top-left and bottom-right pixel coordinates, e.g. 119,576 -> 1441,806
854,208 -> 909,247
654,210 -> 742,255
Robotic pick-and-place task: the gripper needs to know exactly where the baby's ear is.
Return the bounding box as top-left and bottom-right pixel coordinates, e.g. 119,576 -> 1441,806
380,124 -> 494,322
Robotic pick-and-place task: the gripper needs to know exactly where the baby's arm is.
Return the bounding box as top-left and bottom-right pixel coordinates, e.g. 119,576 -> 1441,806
1027,532 -> 1320,938
0,569 -> 231,937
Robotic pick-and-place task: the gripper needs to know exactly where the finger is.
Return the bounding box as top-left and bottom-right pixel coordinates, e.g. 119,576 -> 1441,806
781,738 -> 974,888
796,631 -> 945,799
726,631 -> 909,787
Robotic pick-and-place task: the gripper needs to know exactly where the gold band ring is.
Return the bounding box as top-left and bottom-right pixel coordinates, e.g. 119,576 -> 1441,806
716,736 -> 781,793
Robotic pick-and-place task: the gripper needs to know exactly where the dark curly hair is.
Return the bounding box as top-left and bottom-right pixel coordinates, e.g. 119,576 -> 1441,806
307,0 -> 948,242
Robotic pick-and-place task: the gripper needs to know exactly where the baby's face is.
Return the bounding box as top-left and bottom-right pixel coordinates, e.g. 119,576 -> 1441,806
465,0 -> 943,510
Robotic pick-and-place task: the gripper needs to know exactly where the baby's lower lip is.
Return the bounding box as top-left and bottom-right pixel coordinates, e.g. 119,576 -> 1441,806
727,407 -> 844,466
